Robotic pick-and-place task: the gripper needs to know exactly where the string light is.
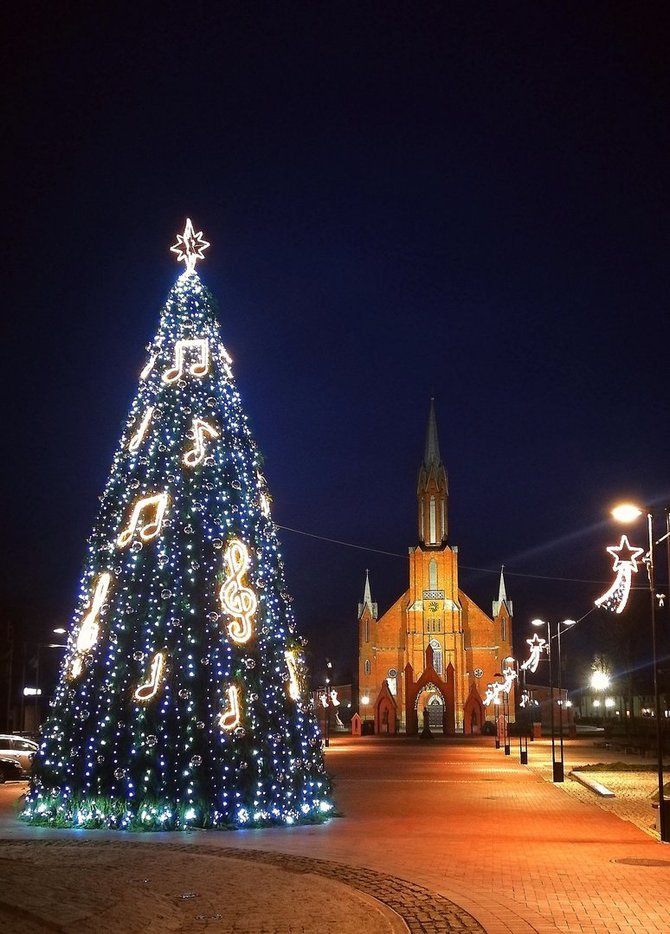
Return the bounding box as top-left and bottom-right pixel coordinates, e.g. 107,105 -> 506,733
285,651 -> 301,701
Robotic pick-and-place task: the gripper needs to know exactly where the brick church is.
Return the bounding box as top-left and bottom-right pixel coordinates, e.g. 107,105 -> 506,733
357,400 -> 513,734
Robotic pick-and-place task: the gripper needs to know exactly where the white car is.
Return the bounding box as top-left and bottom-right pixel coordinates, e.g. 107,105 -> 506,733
0,735 -> 37,777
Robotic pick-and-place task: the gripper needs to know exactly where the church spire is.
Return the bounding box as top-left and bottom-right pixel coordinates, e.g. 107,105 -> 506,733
417,398 -> 448,547
492,566 -> 513,617
424,396 -> 441,467
358,569 -> 378,619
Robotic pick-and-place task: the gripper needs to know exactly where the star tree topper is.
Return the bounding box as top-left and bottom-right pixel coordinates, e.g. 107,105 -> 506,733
170,218 -> 210,273
594,534 -> 645,614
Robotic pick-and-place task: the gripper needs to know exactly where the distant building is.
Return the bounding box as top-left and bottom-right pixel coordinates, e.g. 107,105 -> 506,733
358,400 -> 513,734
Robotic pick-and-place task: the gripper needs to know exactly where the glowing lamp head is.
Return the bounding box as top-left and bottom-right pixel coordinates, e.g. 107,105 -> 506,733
361,695 -> 370,705
591,671 -> 611,691
612,503 -> 643,524
562,619 -> 577,627
531,618 -> 545,628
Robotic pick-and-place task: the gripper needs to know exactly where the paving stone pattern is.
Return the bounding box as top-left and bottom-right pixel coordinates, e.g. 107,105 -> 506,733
212,845 -> 486,934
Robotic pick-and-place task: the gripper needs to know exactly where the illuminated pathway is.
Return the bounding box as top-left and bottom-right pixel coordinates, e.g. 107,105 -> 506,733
2,737 -> 670,932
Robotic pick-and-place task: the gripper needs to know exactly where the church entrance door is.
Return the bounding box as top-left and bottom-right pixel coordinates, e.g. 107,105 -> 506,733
426,694 -> 444,729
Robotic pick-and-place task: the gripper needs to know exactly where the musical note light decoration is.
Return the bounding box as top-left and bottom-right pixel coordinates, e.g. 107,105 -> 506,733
133,652 -> 166,703
23,219 -> 330,833
69,573 -> 112,679
128,407 -> 154,453
117,492 -> 169,548
183,417 -> 218,467
594,535 -> 645,614
162,338 -> 210,384
218,684 -> 242,731
219,539 -> 257,644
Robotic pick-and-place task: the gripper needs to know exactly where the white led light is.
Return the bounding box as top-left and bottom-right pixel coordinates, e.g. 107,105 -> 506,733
170,218 -> 210,273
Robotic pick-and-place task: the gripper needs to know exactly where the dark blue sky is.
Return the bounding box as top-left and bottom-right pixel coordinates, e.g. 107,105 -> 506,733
5,3 -> 670,686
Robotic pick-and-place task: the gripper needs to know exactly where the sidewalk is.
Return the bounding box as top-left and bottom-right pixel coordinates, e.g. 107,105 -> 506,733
2,736 -> 670,933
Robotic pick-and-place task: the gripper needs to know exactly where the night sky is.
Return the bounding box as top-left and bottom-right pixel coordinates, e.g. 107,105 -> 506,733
5,3 -> 670,691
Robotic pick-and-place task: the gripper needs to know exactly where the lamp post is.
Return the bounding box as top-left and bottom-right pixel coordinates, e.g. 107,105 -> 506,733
493,674 -> 503,749
503,656 -> 516,756
532,618 -> 576,783
612,502 -> 669,842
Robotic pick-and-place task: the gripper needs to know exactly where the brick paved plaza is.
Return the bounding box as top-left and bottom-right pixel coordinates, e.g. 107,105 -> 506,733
2,736 -> 670,932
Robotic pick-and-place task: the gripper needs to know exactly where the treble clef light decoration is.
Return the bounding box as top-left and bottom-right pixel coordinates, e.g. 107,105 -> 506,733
219,539 -> 257,644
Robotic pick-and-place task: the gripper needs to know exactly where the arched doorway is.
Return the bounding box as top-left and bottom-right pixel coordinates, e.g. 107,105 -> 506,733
405,645 -> 455,735
416,684 -> 445,730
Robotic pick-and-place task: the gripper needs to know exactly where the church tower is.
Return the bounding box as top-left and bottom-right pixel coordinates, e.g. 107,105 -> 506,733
417,398 -> 448,546
357,400 -> 513,734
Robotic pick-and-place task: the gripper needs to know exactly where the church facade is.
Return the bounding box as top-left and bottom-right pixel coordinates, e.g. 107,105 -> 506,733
358,400 -> 513,734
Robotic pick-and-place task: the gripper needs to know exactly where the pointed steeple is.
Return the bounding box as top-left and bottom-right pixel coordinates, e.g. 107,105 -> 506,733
424,397 -> 441,468
358,569 -> 378,619
417,398 -> 448,546
492,566 -> 513,617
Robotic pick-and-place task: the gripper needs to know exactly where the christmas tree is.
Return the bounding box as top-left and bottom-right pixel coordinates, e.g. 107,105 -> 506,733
23,220 -> 331,831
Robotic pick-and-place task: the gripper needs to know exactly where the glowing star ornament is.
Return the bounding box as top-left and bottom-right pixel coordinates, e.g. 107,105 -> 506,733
520,691 -> 530,708
128,407 -> 154,453
162,338 -> 209,384
501,666 -> 517,694
594,534 -> 645,614
117,492 -> 169,548
133,652 -> 166,703
219,539 -> 257,644
170,218 -> 210,273
218,685 -> 242,731
483,683 -> 501,707
520,633 -> 547,673
285,652 -> 301,701
183,418 -> 218,467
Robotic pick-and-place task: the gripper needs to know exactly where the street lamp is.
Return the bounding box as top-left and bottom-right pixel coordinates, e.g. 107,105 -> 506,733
590,669 -> 611,727
503,656 -> 516,756
531,618 -> 576,782
612,500 -> 670,842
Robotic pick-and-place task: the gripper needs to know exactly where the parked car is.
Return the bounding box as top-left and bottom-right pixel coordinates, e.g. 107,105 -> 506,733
0,757 -> 24,783
0,735 -> 38,777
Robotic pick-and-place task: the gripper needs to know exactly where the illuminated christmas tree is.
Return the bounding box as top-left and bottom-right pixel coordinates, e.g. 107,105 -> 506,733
24,221 -> 331,830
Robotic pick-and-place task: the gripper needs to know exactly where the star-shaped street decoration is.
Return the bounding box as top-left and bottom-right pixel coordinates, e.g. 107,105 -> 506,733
595,534 -> 645,614
606,535 -> 645,572
170,218 -> 210,273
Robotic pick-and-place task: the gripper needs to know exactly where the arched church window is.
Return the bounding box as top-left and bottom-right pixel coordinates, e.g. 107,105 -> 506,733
364,659 -> 371,675
429,496 -> 436,544
430,638 -> 442,675
429,558 -> 437,590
